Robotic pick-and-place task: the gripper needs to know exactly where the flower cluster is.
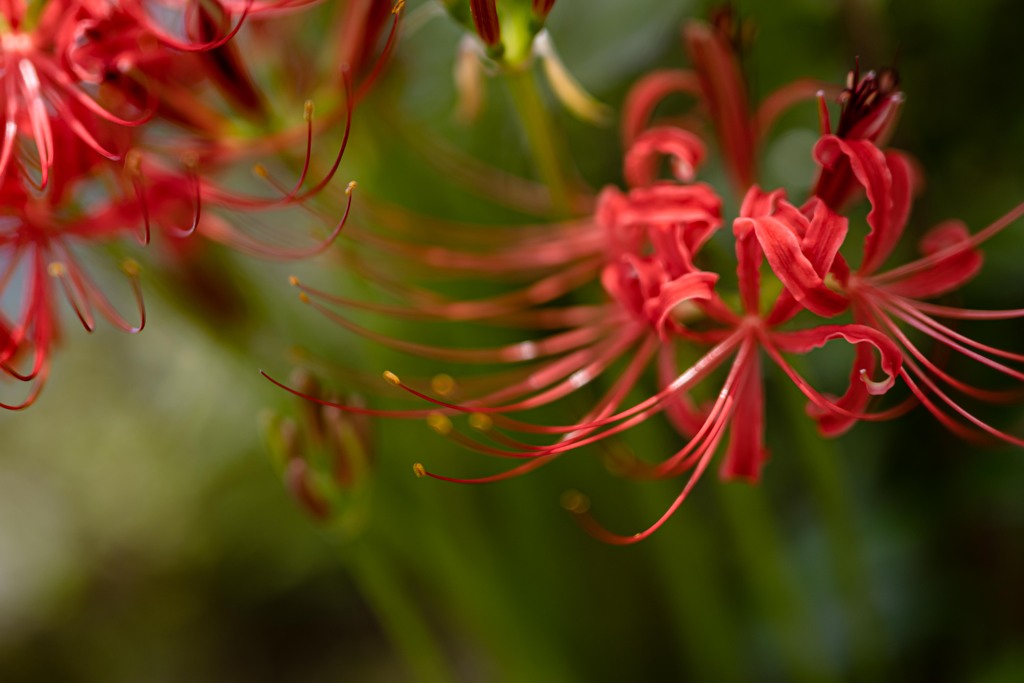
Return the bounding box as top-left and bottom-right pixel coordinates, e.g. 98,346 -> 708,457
277,10 -> 1023,542
0,0 -> 401,408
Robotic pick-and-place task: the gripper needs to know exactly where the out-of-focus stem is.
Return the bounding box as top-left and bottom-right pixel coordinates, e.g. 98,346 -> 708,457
504,66 -> 577,217
782,380 -> 886,680
632,474 -> 746,681
716,482 -> 833,682
345,541 -> 453,683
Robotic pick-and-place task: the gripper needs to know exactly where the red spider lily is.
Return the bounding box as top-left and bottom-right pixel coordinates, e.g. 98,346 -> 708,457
267,126 -> 903,543
0,169 -> 144,409
0,0 -> 155,188
812,62 -> 903,211
754,133 -> 1024,443
0,0 -> 360,188
621,7 -> 828,194
560,175 -> 902,544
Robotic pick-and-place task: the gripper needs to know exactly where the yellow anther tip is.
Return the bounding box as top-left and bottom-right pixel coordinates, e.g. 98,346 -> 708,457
298,291 -> 310,303
392,0 -> 405,14
121,259 -> 141,277
124,149 -> 142,174
47,262 -> 66,277
468,413 -> 492,431
412,462 -> 426,478
345,180 -> 357,195
288,275 -> 299,287
303,100 -> 314,121
560,490 -> 590,514
430,373 -> 455,396
426,412 -> 452,435
382,370 -> 401,386
252,164 -> 268,178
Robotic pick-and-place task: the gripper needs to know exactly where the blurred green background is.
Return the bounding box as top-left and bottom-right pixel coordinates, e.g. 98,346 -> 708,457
1,0 -> 1023,681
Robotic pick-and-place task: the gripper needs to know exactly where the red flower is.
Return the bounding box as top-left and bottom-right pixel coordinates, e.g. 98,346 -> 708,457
0,1 -> 153,188
269,126 -> 903,543
265,11 -> 1020,543
621,8 -> 828,194
757,134 -> 1024,442
0,169 -> 144,409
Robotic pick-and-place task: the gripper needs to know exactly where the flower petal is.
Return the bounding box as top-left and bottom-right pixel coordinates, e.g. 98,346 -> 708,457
813,136 -> 913,275
772,323 -> 903,396
884,220 -> 983,298
719,346 -> 768,481
748,214 -> 848,317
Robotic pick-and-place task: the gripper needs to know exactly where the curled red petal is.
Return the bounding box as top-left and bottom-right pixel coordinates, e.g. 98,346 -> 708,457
747,213 -> 848,317
620,69 -> 701,145
683,19 -> 755,190
813,136 -> 912,275
623,126 -> 706,187
883,220 -> 983,298
771,323 -> 903,396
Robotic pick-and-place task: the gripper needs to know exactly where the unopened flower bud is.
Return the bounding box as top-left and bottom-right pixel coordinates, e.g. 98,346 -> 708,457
263,370 -> 374,532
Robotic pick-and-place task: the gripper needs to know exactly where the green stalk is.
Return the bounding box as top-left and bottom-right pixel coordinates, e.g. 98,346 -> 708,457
635,480 -> 747,682
343,541 -> 453,683
504,66 -> 577,217
715,482 -> 834,682
781,379 -> 886,679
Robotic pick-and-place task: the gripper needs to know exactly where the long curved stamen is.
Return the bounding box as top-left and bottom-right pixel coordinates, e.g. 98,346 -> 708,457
292,257 -> 604,323
347,223 -> 603,273
377,330 -> 741,458
404,339 -> 664,467
205,181 -> 354,259
124,0 -> 255,52
877,309 -> 1023,402
469,335 -> 659,455
301,292 -> 617,363
41,57 -> 156,128
333,252 -> 613,328
414,452 -> 561,484
49,261 -> 96,332
353,0 -> 405,102
886,296 -> 1024,366
0,361 -> 49,410
566,398 -> 732,545
900,356 -> 1024,446
380,334 -> 639,419
905,300 -> 1024,321
761,335 -> 909,423
643,340 -> 750,478
202,73 -> 354,210
873,202 -> 1024,284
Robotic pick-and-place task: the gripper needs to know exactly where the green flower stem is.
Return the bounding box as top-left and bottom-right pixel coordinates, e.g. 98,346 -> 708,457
633,478 -> 746,682
504,66 -> 577,217
781,381 -> 886,679
715,482 -> 833,682
344,541 -> 453,683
